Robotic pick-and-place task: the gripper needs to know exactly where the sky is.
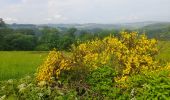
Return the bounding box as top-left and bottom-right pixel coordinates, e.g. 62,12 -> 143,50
0,0 -> 170,24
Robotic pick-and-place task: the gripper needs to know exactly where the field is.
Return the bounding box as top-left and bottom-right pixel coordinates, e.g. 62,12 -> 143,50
157,41 -> 170,62
0,51 -> 48,81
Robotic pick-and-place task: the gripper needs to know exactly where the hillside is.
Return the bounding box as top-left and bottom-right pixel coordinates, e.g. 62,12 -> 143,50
139,22 -> 170,40
6,21 -> 170,40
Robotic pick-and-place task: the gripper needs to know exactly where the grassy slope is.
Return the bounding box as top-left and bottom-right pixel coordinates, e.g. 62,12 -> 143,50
157,41 -> 170,63
0,51 -> 48,81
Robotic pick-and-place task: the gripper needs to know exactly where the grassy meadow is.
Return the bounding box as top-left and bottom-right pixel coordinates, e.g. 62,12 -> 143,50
157,41 -> 170,62
0,51 -> 48,81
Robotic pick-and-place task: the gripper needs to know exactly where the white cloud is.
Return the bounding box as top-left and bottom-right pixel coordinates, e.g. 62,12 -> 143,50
44,18 -> 52,21
4,17 -> 18,23
0,0 -> 170,24
44,14 -> 68,23
54,14 -> 62,19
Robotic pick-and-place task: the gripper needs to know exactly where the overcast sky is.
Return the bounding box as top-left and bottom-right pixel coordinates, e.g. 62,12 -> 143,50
0,0 -> 170,24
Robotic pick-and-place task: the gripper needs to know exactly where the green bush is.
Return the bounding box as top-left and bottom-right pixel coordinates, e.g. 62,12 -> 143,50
120,70 -> 170,100
0,76 -> 77,100
86,66 -> 116,99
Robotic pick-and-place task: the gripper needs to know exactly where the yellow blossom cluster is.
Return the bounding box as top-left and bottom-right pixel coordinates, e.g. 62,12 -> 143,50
36,32 -> 158,83
114,32 -> 158,82
36,50 -> 72,82
73,32 -> 158,78
159,63 -> 170,72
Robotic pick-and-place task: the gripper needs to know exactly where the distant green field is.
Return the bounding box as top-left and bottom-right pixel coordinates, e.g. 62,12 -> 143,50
157,41 -> 170,63
0,51 -> 48,81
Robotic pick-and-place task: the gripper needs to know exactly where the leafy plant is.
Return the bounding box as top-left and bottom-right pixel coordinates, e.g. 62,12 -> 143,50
86,66 -> 116,99
118,69 -> 170,100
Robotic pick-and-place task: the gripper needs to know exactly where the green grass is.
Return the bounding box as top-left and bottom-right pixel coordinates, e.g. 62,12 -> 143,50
157,41 -> 170,63
0,51 -> 48,81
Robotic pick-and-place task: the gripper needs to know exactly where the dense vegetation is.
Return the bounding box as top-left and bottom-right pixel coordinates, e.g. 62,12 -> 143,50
139,23 -> 170,40
1,18 -> 170,51
1,32 -> 170,99
0,19 -> 116,51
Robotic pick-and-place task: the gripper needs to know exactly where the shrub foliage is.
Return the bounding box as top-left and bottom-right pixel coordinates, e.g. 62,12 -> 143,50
36,31 -> 158,83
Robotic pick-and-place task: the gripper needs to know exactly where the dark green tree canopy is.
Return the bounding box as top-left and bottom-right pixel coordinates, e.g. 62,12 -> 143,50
0,18 -> 6,27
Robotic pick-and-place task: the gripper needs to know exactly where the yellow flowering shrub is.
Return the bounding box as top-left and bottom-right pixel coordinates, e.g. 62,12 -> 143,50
114,32 -> 158,82
36,32 -> 158,83
158,63 -> 170,72
36,49 -> 72,82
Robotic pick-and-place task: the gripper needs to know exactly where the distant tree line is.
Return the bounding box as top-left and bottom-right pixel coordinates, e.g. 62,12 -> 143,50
2,18 -> 169,51
0,19 -> 116,51
138,23 -> 170,40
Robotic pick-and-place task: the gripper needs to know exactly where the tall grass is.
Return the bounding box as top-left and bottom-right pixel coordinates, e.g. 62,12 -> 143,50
157,41 -> 170,64
0,51 -> 48,81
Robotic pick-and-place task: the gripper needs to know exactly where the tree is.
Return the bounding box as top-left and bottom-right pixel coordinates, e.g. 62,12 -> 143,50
0,28 -> 13,50
38,27 -> 60,50
67,28 -> 77,38
4,33 -> 37,50
0,18 -> 6,27
57,28 -> 77,50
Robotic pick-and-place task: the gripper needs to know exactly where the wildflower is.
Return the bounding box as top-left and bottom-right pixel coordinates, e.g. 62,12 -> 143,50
38,81 -> 47,87
0,95 -> 6,100
1,86 -> 5,90
18,83 -> 26,89
27,83 -> 33,87
19,87 -> 26,93
7,79 -> 13,84
131,97 -> 136,100
25,75 -> 31,79
38,93 -> 44,97
130,88 -> 135,97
